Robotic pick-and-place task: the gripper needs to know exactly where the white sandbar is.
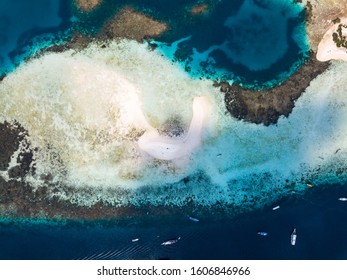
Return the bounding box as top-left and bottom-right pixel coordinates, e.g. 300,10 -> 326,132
138,96 -> 211,160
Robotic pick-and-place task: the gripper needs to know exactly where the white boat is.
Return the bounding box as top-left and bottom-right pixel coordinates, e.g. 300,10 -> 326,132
189,216 -> 199,222
338,197 -> 347,201
132,238 -> 139,242
291,228 -> 297,246
161,237 -> 181,246
272,206 -> 280,210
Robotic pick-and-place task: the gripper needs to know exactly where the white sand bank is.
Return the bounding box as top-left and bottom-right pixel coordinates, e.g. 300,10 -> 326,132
138,96 -> 211,160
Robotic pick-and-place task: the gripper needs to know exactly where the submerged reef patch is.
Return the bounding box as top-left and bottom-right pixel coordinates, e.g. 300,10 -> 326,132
75,0 -> 102,12
190,3 -> 210,16
98,7 -> 168,42
0,122 -> 28,172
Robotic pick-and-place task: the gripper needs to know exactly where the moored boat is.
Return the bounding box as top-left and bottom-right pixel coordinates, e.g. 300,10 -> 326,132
188,216 -> 199,222
161,237 -> 181,246
291,228 -> 297,245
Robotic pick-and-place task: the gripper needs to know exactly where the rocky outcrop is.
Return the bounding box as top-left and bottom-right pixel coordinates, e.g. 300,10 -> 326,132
218,52 -> 331,125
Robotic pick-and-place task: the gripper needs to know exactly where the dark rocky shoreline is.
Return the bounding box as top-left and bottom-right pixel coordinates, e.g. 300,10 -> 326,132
218,52 -> 331,125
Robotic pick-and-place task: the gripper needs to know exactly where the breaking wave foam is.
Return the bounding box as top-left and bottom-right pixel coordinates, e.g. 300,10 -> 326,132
1,39 -> 347,210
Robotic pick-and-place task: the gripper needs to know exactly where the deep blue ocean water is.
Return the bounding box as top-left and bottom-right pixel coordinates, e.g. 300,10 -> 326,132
0,0 -> 72,75
1,0 -> 346,260
1,183 -> 347,260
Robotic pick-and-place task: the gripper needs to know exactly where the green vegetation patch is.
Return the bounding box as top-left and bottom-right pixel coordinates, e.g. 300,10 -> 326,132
332,23 -> 347,48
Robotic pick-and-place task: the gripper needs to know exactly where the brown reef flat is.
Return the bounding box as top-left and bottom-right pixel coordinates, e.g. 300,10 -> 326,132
75,0 -> 102,12
217,52 -> 331,126
39,8 -> 169,56
0,172 -> 248,222
0,123 -> 142,221
98,7 -> 168,42
38,32 -> 93,55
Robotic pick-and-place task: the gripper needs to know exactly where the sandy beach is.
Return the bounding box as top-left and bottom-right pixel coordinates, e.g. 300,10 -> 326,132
316,18 -> 347,62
